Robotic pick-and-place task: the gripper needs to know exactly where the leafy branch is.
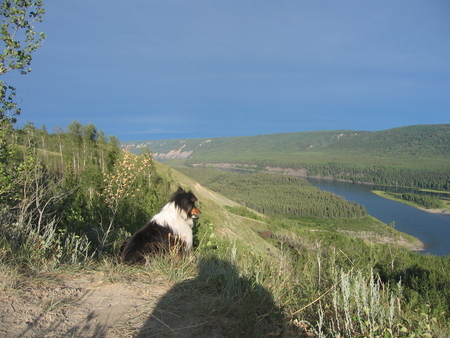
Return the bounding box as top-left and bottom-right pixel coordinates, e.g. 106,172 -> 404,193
0,0 -> 45,121
97,148 -> 153,251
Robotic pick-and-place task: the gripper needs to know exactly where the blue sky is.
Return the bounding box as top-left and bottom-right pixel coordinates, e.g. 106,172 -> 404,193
7,0 -> 450,141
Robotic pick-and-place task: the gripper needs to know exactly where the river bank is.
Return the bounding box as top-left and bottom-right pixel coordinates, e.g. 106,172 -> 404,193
372,190 -> 449,214
304,177 -> 450,256
187,163 -> 449,255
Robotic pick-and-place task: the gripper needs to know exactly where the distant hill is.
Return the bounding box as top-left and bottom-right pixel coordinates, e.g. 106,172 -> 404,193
123,129 -> 368,160
324,124 -> 450,157
123,124 -> 450,190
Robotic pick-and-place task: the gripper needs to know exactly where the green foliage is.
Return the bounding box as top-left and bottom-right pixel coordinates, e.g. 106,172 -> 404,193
0,1 -> 46,211
0,219 -> 90,270
0,121 -> 173,266
262,217 -> 450,336
374,254 -> 450,317
0,120 -> 14,198
0,0 -> 45,75
95,149 -> 166,251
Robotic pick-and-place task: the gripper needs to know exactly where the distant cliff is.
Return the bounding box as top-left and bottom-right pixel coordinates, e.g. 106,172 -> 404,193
123,138 -> 213,160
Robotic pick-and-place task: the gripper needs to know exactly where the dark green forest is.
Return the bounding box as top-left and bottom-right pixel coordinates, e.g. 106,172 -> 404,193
383,191 -> 444,209
172,166 -> 367,218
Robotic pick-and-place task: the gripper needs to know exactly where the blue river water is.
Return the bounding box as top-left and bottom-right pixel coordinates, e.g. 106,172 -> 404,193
305,178 -> 450,256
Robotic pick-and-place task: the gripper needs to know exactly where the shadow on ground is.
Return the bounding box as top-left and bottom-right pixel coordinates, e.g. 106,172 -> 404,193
136,256 -> 284,337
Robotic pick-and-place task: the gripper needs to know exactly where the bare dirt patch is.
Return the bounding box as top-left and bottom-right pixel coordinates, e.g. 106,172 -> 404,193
0,271 -> 172,338
337,230 -> 424,251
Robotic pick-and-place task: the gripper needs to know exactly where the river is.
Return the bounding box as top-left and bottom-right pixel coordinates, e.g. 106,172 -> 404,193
306,178 -> 450,256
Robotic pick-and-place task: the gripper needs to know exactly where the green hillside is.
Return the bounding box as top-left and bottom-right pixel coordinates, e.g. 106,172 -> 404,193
123,129 -> 366,157
324,124 -> 450,157
124,124 -> 450,190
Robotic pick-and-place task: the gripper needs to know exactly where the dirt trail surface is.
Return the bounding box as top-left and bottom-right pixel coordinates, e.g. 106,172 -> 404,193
0,268 -> 273,338
0,271 -> 173,338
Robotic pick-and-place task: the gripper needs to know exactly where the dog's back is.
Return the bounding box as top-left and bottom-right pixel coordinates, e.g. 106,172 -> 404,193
119,187 -> 200,264
119,220 -> 180,263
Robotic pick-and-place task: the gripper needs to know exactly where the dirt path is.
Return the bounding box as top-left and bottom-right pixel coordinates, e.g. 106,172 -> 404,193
0,271 -> 172,338
1,264 -> 286,338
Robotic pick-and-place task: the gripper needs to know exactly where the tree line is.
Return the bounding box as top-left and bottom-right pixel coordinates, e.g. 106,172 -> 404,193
383,191 -> 444,209
200,160 -> 450,191
173,166 -> 367,218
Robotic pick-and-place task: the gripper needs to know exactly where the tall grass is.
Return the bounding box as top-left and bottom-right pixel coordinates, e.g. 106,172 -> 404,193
298,269 -> 403,337
135,234 -> 449,337
1,220 -> 448,337
0,217 -> 91,271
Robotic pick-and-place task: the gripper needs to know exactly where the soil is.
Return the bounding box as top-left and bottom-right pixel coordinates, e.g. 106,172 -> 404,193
0,271 -> 173,338
0,268 -> 283,338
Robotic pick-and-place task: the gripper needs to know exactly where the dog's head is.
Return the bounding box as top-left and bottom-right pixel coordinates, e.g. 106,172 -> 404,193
170,187 -> 201,219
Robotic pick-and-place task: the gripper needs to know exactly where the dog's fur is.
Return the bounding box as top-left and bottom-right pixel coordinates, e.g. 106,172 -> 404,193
119,187 -> 200,264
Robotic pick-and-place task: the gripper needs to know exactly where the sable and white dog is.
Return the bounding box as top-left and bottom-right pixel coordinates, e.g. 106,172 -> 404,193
119,187 -> 201,264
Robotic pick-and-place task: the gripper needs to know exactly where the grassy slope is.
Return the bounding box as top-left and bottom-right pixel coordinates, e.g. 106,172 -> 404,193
2,151 -> 444,337
154,160 -> 279,256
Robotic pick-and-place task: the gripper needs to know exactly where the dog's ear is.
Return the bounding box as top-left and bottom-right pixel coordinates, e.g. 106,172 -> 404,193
176,186 -> 185,194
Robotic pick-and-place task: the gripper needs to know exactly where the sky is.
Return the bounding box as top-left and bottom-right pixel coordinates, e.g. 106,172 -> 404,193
6,0 -> 450,141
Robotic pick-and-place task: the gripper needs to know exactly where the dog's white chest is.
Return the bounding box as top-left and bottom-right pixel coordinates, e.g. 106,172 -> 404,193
151,202 -> 193,249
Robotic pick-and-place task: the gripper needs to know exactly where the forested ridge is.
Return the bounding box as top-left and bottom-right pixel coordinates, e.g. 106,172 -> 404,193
126,124 -> 450,158
125,124 -> 450,190
325,124 -> 450,156
123,129 -> 366,154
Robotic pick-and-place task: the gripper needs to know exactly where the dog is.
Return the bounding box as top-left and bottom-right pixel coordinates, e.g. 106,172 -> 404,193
119,187 -> 201,264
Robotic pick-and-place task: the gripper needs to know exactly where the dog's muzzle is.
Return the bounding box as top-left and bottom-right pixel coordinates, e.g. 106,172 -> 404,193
190,207 -> 201,219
